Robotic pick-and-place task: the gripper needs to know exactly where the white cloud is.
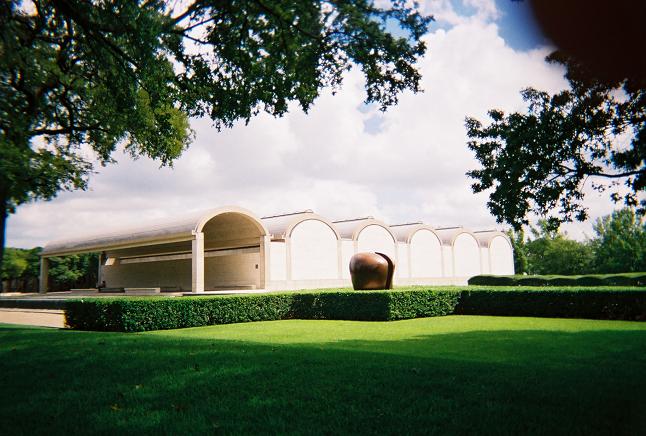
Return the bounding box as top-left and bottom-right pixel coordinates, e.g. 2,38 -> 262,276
6,2 -> 617,248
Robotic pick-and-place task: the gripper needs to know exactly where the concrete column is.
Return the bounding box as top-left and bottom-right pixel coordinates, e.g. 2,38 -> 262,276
337,240 -> 343,279
39,257 -> 49,293
260,235 -> 270,289
440,244 -> 446,278
285,237 -> 292,281
97,252 -> 104,286
191,231 -> 205,293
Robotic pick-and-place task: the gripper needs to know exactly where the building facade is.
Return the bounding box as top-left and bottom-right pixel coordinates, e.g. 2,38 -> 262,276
40,206 -> 514,292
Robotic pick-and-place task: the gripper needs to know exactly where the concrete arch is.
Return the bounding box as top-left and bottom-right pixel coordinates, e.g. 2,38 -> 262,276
197,208 -> 269,291
195,206 -> 268,236
335,218 -> 397,243
288,217 -> 340,241
474,231 -> 515,276
262,212 -> 341,282
434,227 -> 482,278
334,218 -> 397,279
489,235 -> 514,275
409,228 -> 443,278
390,223 -> 444,278
453,232 -> 481,278
262,212 -> 340,241
290,219 -> 339,280
356,223 -> 397,263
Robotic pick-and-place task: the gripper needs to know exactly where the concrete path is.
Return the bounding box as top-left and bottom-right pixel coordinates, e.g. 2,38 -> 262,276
0,308 -> 66,328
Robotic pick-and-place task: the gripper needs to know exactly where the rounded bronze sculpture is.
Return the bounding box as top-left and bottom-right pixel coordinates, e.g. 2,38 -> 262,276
349,252 -> 395,290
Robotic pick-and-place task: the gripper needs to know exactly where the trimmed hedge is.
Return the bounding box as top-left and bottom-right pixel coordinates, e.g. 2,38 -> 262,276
456,287 -> 646,321
64,286 -> 646,332
468,272 -> 646,287
65,289 -> 460,332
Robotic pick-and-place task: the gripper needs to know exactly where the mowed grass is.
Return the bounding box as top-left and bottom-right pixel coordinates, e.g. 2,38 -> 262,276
1,317 -> 646,435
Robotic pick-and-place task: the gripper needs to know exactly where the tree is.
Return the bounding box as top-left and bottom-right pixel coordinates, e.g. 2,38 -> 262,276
1,247 -> 30,281
1,246 -> 98,291
0,0 -> 433,287
465,51 -> 645,231
48,252 -> 99,291
591,208 -> 646,273
524,220 -> 593,275
1,246 -> 41,291
505,228 -> 528,274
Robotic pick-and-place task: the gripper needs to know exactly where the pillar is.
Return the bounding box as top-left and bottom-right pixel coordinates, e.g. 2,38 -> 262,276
39,257 -> 49,293
97,252 -> 105,287
191,231 -> 205,293
259,235 -> 270,289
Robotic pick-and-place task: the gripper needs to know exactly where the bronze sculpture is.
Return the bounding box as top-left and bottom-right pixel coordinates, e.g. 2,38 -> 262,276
349,252 -> 395,290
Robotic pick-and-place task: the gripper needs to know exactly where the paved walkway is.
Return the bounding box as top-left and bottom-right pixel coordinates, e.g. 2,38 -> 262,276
0,308 -> 66,328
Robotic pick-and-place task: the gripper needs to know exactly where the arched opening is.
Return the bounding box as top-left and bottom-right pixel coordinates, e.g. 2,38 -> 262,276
290,219 -> 338,280
410,229 -> 443,278
490,236 -> 514,275
453,233 -> 481,278
200,212 -> 267,290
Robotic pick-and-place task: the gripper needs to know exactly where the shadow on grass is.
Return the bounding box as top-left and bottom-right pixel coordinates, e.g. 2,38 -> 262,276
1,322 -> 645,435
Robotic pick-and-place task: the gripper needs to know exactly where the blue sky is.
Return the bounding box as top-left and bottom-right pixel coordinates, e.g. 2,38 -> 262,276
491,0 -> 547,50
7,0 -> 622,248
386,0 -> 545,50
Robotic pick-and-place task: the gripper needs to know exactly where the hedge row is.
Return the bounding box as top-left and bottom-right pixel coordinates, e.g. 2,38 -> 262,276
456,288 -> 646,320
468,273 -> 646,287
65,289 -> 460,332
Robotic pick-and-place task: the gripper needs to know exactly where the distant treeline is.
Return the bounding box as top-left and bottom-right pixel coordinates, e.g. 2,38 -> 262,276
2,248 -> 98,292
509,208 -> 646,276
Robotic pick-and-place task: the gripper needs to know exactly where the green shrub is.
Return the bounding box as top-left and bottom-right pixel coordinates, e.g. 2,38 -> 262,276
574,276 -> 607,287
455,287 -> 646,321
468,272 -> 646,287
467,275 -> 516,286
604,275 -> 642,286
64,286 -> 646,332
387,289 -> 459,320
548,277 -> 579,286
515,276 -> 550,286
65,289 -> 460,332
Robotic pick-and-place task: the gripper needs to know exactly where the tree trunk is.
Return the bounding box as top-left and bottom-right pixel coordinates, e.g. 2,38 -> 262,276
0,195 -> 7,293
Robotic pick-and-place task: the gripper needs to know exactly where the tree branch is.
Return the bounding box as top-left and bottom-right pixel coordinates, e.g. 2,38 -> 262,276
589,169 -> 645,179
29,123 -> 105,136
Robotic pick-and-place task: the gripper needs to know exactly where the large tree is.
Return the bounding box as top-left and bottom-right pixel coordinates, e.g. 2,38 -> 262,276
0,0 -> 433,285
591,208 -> 646,273
524,220 -> 594,276
465,52 -> 645,231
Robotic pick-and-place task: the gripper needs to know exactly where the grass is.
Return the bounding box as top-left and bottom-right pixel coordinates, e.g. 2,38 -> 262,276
2,316 -> 646,435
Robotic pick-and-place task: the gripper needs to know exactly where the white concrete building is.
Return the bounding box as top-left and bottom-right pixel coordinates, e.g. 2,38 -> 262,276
389,223 -> 449,285
40,206 -> 514,293
474,230 -> 516,276
263,210 -> 345,290
333,217 -> 398,280
434,227 -> 482,279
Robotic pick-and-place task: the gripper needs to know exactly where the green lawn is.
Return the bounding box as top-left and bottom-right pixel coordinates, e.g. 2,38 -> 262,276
2,316 -> 646,435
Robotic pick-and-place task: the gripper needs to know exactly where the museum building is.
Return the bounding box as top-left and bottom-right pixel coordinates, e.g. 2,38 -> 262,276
40,206 -> 514,292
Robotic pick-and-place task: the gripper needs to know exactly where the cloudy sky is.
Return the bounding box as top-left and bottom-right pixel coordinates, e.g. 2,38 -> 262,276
7,0 -> 623,248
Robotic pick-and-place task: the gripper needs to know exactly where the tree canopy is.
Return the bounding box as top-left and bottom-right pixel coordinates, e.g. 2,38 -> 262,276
0,0 -> 433,283
1,246 -> 98,291
519,220 -> 594,276
506,208 -> 646,276
465,52 -> 645,231
591,208 -> 646,273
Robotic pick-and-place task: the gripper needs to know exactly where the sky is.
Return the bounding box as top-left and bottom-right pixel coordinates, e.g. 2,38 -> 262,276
6,0 -> 626,248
